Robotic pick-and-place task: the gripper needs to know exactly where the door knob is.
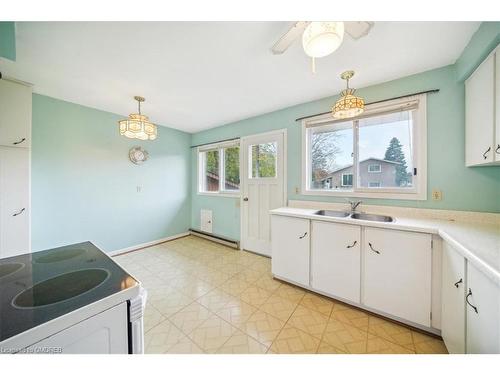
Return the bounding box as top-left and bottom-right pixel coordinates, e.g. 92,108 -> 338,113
243,197 -> 248,201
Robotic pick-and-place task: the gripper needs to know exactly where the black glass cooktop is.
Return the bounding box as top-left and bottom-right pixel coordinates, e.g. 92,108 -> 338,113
0,242 -> 138,343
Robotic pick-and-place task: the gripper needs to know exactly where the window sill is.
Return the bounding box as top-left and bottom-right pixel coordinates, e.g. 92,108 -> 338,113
197,192 -> 241,198
301,188 -> 426,201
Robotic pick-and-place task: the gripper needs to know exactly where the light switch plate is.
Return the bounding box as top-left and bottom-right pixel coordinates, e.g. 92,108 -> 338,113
432,189 -> 442,201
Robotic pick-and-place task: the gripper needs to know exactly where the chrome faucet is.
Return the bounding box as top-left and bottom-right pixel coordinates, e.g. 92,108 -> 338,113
348,200 -> 362,213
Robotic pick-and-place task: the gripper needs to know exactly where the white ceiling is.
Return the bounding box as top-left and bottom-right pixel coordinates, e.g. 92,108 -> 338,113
0,22 -> 479,133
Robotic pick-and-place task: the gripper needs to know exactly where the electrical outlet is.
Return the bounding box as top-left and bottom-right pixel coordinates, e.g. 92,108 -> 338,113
432,189 -> 442,201
137,186 -> 142,193
295,186 -> 300,194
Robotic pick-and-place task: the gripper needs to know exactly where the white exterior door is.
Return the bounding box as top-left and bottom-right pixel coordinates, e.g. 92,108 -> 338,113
241,130 -> 285,256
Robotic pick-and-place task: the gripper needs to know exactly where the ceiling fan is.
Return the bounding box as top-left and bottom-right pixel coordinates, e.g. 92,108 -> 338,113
271,21 -> 374,72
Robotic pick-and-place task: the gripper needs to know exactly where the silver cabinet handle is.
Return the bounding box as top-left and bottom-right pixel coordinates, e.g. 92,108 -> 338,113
454,278 -> 463,288
483,146 -> 491,160
13,138 -> 26,145
346,240 -> 357,249
368,242 -> 380,254
298,232 -> 307,239
466,288 -> 478,314
13,208 -> 25,217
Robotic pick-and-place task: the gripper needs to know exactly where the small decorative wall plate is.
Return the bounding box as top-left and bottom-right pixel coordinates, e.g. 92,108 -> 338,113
129,146 -> 149,165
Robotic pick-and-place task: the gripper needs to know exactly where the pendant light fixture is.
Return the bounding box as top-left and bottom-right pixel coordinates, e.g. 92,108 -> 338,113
332,70 -> 365,119
118,96 -> 158,140
302,22 -> 344,73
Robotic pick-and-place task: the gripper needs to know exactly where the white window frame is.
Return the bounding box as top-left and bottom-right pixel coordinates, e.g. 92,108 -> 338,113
368,164 -> 381,173
197,140 -> 241,197
301,94 -> 427,200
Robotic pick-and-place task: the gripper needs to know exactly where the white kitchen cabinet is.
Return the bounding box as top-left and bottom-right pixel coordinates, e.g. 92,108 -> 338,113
26,302 -> 129,354
311,221 -> 361,303
363,227 -> 432,327
465,46 -> 500,166
496,50 -> 500,161
466,263 -> 500,354
441,241 -> 466,354
0,79 -> 32,148
271,215 -> 310,287
0,146 -> 30,258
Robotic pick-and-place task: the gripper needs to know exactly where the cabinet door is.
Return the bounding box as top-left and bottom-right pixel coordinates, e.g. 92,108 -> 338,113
0,147 -> 30,258
26,303 -> 129,354
271,215 -> 310,287
0,79 -> 32,148
466,263 -> 500,354
363,227 -> 432,327
465,53 -> 495,166
495,51 -> 500,162
441,242 -> 466,354
311,221 -> 361,303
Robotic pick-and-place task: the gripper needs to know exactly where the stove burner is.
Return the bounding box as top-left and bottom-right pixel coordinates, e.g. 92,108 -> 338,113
0,263 -> 25,279
12,268 -> 110,308
34,248 -> 87,263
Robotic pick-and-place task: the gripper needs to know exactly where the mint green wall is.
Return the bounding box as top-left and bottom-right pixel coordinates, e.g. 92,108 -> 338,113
0,22 -> 16,61
191,63 -> 500,240
455,22 -> 500,81
32,94 -> 192,252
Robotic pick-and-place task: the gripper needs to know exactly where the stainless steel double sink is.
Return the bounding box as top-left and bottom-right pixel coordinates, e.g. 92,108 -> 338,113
315,210 -> 394,222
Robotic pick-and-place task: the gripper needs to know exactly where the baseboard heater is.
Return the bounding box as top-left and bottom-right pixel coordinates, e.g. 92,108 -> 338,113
189,228 -> 239,249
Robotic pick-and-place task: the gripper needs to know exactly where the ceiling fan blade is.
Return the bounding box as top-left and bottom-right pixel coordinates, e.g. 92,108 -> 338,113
344,21 -> 374,40
271,21 -> 309,55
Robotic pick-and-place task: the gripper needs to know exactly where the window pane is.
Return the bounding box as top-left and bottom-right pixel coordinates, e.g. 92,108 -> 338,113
224,146 -> 240,190
250,142 -> 277,178
203,150 -> 219,192
309,121 -> 353,190
358,111 -> 413,189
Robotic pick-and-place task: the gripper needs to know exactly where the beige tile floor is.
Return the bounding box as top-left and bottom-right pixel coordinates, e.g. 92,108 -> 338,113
113,235 -> 448,354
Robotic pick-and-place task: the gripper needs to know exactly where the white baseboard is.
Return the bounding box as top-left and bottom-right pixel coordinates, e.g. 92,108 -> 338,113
108,232 -> 191,257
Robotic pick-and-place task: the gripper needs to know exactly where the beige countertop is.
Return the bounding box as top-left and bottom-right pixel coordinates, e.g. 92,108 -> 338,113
270,207 -> 500,286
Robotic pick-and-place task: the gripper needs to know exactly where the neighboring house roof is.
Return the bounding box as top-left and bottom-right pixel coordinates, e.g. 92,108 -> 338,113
322,158 -> 402,179
206,171 -> 240,189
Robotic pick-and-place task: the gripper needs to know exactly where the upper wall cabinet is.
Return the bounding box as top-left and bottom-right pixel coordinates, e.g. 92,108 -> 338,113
465,45 -> 500,166
0,78 -> 32,148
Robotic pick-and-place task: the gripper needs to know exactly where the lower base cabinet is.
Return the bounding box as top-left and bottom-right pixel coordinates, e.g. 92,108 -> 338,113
466,263 -> 500,354
441,242 -> 466,354
271,215 -> 310,287
363,227 -> 432,327
311,221 -> 361,303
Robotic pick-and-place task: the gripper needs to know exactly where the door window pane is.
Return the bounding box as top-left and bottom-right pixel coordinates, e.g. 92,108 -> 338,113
250,142 -> 277,178
309,121 -> 353,190
223,146 -> 240,190
203,149 -> 219,192
358,111 -> 414,189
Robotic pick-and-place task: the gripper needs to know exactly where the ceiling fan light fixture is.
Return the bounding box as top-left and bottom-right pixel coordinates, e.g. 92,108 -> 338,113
302,21 -> 344,58
118,96 -> 158,141
332,70 -> 365,119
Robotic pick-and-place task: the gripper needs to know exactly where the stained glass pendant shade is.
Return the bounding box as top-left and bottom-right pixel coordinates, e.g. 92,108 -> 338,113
332,71 -> 365,120
118,96 -> 158,140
